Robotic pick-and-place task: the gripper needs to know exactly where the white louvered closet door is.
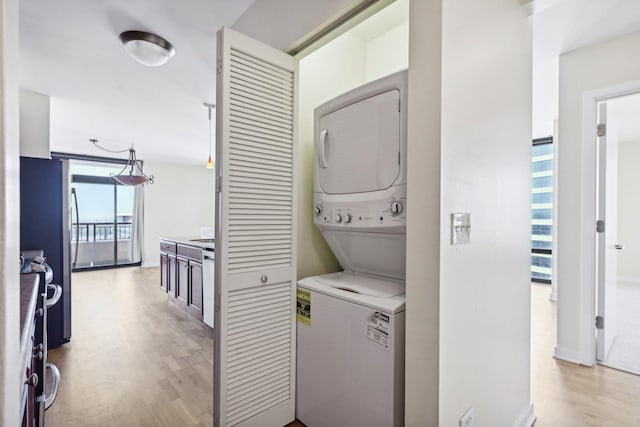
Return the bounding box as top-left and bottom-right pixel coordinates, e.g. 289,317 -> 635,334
214,27 -> 297,427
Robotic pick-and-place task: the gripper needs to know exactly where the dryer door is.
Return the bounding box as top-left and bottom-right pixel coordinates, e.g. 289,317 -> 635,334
317,89 -> 400,194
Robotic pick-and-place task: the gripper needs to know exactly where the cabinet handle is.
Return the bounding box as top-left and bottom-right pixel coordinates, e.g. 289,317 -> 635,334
25,373 -> 38,387
261,275 -> 268,283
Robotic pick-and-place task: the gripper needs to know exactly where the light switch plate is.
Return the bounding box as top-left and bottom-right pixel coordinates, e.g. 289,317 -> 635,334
451,213 -> 471,245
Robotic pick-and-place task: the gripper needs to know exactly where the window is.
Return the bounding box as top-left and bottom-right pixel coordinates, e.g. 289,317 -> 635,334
69,159 -> 142,270
531,137 -> 553,283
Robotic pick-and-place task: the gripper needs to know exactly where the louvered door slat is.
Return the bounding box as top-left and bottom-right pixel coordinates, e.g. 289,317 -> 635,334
230,138 -> 293,156
231,108 -> 293,132
231,49 -> 294,82
230,87 -> 293,114
230,72 -> 294,100
230,65 -> 294,96
230,134 -> 291,152
230,101 -> 293,126
230,160 -> 292,174
215,27 -> 297,427
230,97 -> 293,121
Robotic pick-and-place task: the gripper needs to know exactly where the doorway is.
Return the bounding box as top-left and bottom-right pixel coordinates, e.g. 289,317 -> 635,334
595,93 -> 640,375
69,159 -> 143,270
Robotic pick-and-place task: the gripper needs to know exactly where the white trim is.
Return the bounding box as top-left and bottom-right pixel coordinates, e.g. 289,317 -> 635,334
579,79 -> 640,367
513,403 -> 536,427
617,276 -> 640,284
553,345 -> 582,364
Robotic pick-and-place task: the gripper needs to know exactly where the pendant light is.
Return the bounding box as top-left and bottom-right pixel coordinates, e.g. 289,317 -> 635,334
91,139 -> 154,185
204,103 -> 215,169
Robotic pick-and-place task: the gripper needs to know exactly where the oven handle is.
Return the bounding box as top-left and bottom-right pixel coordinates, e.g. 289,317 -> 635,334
46,284 -> 62,308
44,363 -> 60,410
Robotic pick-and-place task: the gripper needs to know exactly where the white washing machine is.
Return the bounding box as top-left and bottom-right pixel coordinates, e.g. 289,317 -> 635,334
296,272 -> 405,427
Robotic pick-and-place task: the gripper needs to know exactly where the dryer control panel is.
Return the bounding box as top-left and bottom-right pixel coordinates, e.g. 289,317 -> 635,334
313,187 -> 406,234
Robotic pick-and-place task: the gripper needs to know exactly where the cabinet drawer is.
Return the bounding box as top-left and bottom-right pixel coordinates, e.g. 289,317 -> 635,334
160,241 -> 176,254
177,244 -> 202,261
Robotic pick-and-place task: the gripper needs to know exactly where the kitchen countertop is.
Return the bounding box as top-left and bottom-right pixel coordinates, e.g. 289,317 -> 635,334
160,236 -> 215,250
20,273 -> 40,376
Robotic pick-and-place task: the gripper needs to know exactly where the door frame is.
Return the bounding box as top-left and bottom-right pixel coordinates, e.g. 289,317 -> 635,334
578,79 -> 640,366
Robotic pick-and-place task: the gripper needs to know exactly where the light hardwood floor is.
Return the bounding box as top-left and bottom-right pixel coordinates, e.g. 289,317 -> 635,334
46,269 -> 640,426
47,267 -> 214,427
531,282 -> 640,426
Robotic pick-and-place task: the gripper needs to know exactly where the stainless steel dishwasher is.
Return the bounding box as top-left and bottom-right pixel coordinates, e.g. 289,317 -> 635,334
202,248 -> 215,328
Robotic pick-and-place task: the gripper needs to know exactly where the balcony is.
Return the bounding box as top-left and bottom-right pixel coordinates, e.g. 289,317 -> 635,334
71,222 -> 134,268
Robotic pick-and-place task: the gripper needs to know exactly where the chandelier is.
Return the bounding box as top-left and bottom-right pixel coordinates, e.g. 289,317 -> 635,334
91,139 -> 154,185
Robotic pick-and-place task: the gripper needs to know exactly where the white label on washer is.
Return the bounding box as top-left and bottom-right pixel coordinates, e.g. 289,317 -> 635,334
367,312 -> 390,349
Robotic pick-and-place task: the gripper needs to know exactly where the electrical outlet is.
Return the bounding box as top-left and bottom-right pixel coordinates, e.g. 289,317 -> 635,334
460,407 -> 474,427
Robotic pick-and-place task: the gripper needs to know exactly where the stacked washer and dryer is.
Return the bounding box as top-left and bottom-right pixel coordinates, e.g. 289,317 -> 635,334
296,70 -> 408,427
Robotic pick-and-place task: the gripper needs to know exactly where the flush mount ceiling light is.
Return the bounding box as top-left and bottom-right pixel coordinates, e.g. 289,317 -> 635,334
119,30 -> 175,67
91,139 -> 155,185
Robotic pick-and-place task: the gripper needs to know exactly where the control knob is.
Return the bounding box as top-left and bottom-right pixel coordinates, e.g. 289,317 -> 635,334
334,214 -> 342,223
314,204 -> 323,215
344,213 -> 352,224
390,201 -> 404,216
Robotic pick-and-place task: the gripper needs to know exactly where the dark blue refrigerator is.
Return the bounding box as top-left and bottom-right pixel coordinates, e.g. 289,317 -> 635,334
20,156 -> 72,348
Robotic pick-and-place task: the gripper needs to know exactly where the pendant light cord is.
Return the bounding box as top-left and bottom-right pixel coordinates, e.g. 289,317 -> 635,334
91,138 -> 131,154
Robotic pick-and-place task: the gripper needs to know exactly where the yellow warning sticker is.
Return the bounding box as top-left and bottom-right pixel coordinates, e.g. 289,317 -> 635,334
296,288 -> 311,326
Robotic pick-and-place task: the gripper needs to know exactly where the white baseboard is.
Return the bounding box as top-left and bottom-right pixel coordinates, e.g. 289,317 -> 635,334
553,345 -> 582,364
617,276 -> 640,284
513,403 -> 536,427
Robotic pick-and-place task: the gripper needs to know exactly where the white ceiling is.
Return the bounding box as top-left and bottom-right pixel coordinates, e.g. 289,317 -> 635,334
20,0 -> 255,165
532,0 -> 640,139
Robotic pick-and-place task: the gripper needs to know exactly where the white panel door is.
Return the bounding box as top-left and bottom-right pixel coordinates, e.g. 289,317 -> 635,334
596,102 -> 618,361
214,27 -> 297,427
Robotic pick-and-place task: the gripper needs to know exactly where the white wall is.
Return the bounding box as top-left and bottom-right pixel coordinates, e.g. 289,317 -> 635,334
19,88 -> 50,159
297,33 -> 365,279
365,21 -> 409,82
142,160 -> 214,267
0,0 -> 21,424
557,31 -> 640,363
617,140 -> 640,280
437,0 -> 533,425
